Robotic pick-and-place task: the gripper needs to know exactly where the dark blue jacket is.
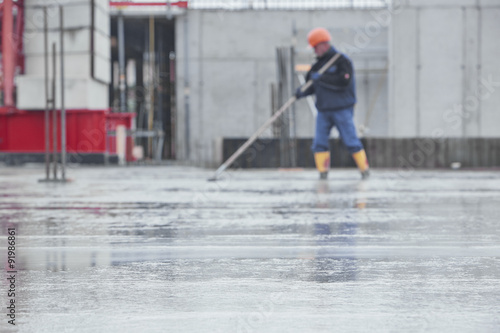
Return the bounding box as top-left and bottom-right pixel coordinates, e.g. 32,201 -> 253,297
299,47 -> 356,112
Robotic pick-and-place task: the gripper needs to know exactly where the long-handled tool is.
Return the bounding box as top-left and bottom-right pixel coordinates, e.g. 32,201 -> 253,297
207,52 -> 341,181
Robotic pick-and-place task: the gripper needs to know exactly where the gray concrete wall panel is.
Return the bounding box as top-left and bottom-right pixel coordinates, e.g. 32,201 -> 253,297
480,0 -> 500,6
419,7 -> 464,137
463,7 -> 480,137
63,3 -> 92,29
202,60 -> 257,165
363,71 -> 389,137
406,0 -> 477,7
24,3 -> 92,31
23,30 -> 92,57
389,8 -> 418,137
25,54 -> 91,79
389,1 -> 499,141
94,0 -> 111,36
94,30 -> 112,63
17,77 -> 108,109
479,8 -> 500,137
176,10 -> 389,166
94,54 -> 111,84
253,61 -> 276,138
175,12 -> 203,161
201,11 -> 303,60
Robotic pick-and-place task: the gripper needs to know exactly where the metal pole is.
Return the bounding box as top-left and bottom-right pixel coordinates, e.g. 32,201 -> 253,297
169,51 -> 176,159
117,12 -> 126,112
52,43 -> 58,180
156,27 -> 163,161
2,0 -> 15,106
183,15 -> 190,160
158,28 -> 163,128
277,48 -> 287,167
289,46 -> 297,167
44,8 -> 50,180
277,47 -> 291,168
148,16 -> 155,158
60,6 -> 66,180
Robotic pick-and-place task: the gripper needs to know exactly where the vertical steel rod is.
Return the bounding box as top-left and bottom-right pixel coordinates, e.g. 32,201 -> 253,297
60,6 -> 66,180
2,0 -> 15,106
156,27 -> 163,161
148,16 -> 155,158
289,46 -> 297,167
169,51 -> 176,159
44,8 -> 50,180
117,12 -> 126,112
52,42 -> 58,180
183,15 -> 190,160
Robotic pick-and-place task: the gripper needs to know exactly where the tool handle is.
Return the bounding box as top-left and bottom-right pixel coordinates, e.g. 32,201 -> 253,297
209,52 -> 342,180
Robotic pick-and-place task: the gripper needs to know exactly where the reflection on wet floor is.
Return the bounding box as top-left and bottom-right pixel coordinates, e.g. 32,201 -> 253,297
1,166 -> 500,332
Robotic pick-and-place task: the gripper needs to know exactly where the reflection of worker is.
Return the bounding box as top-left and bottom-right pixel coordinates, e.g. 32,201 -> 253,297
296,28 -> 370,180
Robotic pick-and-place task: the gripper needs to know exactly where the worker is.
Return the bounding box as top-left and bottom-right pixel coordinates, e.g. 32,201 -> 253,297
295,27 -> 370,180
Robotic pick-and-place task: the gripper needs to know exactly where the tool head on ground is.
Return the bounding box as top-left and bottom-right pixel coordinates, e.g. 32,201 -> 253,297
307,27 -> 331,48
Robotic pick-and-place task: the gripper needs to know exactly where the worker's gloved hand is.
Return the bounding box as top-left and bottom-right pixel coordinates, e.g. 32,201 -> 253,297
310,72 -> 321,81
295,87 -> 304,99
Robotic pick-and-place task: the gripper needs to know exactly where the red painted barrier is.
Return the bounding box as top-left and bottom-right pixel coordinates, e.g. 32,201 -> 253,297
0,109 -> 135,161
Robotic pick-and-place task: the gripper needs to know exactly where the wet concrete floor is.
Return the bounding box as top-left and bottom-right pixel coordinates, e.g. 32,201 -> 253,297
1,165 -> 500,332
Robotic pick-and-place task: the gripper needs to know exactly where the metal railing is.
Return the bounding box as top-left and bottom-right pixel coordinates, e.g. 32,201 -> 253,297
188,0 -> 388,10
108,0 -> 388,12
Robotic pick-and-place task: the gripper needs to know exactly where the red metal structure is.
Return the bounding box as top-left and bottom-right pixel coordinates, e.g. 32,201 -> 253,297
109,1 -> 188,8
0,0 -> 25,112
0,108 -> 136,164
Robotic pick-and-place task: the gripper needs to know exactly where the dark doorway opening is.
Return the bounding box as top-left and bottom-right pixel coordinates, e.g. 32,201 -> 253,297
110,16 -> 176,160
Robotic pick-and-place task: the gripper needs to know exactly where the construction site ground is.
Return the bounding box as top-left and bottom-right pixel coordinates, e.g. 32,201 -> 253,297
1,165 -> 499,332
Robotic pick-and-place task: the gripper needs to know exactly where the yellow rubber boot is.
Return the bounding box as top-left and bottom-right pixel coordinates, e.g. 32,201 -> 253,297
314,151 -> 330,180
352,149 -> 370,179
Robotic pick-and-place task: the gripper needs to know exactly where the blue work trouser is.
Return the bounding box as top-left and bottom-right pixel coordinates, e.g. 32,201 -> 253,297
311,106 -> 364,154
